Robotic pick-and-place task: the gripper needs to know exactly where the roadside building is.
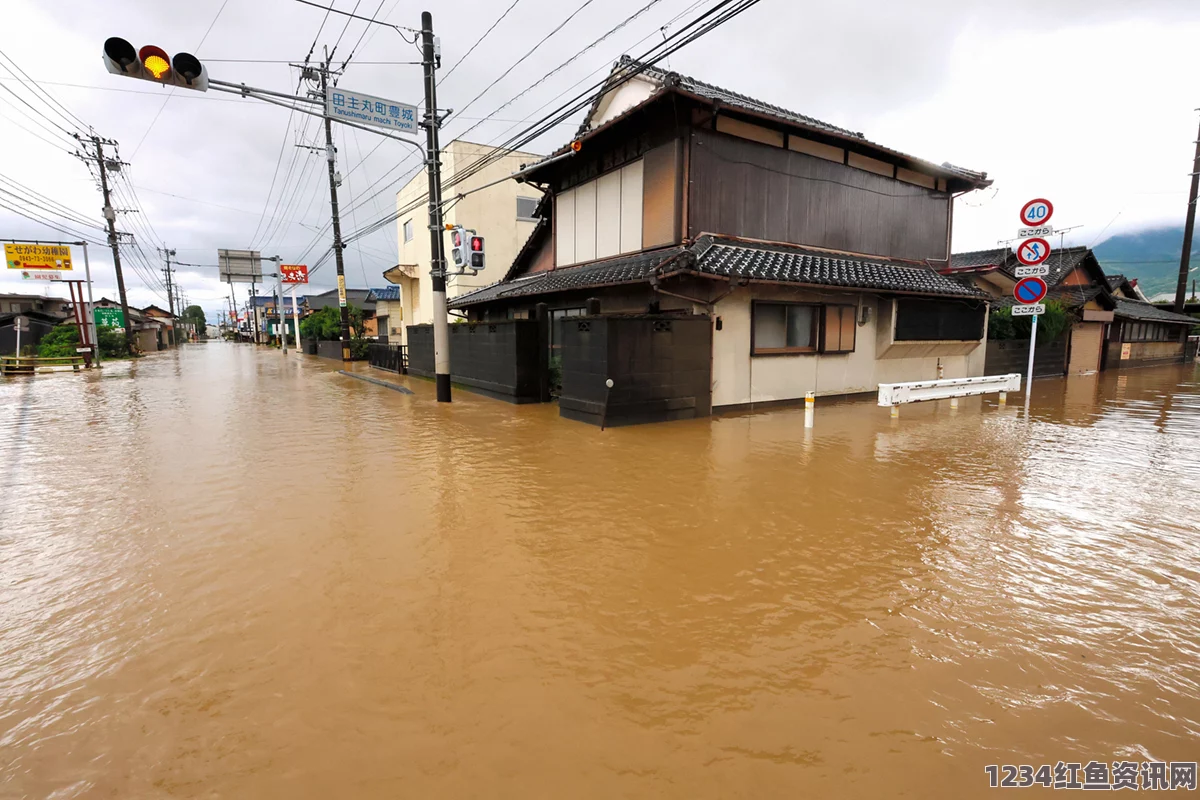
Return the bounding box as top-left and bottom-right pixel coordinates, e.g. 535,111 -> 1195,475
253,295 -> 308,343
948,247 -> 1196,374
368,285 -> 401,343
141,305 -> 177,348
0,293 -> 71,355
395,139 -> 543,331
445,56 -> 993,416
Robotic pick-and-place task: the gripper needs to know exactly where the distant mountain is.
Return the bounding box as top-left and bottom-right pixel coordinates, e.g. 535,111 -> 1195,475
1093,226 -> 1199,301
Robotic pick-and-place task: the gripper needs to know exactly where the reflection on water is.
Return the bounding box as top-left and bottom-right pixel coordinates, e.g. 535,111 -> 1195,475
2,344 -> 1198,797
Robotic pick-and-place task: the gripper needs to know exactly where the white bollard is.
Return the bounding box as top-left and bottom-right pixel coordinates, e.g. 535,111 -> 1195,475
890,406 -> 899,419
998,391 -> 1007,406
950,397 -> 959,410
804,392 -> 814,428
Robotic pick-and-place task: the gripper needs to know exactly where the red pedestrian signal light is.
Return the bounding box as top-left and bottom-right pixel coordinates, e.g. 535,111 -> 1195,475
469,235 -> 484,270
103,37 -> 209,91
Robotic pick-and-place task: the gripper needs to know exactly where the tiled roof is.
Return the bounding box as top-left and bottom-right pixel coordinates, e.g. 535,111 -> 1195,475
1105,274 -> 1126,290
1038,246 -> 1092,286
1116,298 -> 1197,325
587,57 -> 861,141
691,236 -> 988,298
449,248 -> 685,308
555,57 -> 989,188
451,236 -> 987,307
369,286 -> 400,300
949,248 -> 1009,270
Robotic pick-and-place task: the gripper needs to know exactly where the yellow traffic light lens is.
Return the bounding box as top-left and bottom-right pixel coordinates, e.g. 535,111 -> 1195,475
138,45 -> 172,80
144,54 -> 170,79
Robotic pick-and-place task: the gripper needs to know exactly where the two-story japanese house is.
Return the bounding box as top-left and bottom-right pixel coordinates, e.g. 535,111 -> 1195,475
449,57 -> 994,413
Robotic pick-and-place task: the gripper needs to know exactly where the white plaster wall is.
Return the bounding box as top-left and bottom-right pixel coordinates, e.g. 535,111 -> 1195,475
711,288 -> 985,408
589,77 -> 657,129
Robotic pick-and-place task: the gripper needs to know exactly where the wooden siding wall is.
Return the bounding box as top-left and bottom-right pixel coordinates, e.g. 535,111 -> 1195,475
688,129 -> 950,262
642,140 -> 680,248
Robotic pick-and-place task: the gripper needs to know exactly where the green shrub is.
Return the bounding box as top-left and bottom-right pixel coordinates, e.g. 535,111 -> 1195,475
349,338 -> 370,360
987,300 -> 1071,344
37,324 -> 79,358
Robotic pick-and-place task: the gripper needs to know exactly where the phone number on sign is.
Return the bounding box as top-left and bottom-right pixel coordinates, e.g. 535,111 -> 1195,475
985,761 -> 1196,790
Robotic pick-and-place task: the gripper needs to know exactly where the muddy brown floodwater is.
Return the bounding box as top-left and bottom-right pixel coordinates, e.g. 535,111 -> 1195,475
2,343 -> 1199,797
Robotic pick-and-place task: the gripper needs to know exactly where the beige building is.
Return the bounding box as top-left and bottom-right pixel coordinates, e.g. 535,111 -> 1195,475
391,140 -> 542,341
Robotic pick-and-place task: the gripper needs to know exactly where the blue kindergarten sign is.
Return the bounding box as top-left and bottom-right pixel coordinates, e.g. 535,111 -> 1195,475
326,88 -> 418,134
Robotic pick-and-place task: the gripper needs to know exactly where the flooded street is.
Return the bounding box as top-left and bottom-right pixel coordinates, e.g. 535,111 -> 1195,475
2,342 -> 1199,797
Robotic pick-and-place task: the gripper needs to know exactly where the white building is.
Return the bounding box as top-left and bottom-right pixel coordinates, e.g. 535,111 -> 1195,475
388,140 -> 542,342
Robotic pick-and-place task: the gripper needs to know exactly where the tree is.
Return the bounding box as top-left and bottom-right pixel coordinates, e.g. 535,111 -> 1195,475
38,324 -> 129,359
300,303 -> 363,340
182,304 -> 206,329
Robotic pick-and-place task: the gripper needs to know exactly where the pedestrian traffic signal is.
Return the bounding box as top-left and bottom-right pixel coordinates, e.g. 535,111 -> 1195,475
469,234 -> 484,270
449,226 -> 469,269
103,37 -> 209,91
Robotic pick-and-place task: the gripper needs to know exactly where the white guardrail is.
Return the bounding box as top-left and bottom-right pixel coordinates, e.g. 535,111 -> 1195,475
877,373 -> 1022,407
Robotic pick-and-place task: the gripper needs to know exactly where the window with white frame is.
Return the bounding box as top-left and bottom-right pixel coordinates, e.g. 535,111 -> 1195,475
555,160 -> 643,267
403,219 -> 414,242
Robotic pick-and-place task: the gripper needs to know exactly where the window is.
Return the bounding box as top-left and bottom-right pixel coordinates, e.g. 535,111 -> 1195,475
403,219 -> 414,242
555,159 -> 643,266
752,302 -> 818,354
516,196 -> 539,221
822,305 -> 857,353
894,298 -> 985,341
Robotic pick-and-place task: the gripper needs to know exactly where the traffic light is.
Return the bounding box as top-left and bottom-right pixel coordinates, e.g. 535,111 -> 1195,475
103,37 -> 209,91
469,234 -> 484,271
449,226 -> 469,269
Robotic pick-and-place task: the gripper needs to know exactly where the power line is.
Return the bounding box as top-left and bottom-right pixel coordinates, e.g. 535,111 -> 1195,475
438,0 -> 525,85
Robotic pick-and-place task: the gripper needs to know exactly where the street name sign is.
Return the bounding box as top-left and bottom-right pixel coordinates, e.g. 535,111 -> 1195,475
1018,225 -> 1055,239
1012,304 -> 1045,316
281,264 -> 309,284
5,242 -> 72,271
14,315 -> 28,332
326,87 -> 418,135
1016,237 -> 1051,266
1013,264 -> 1050,277
1014,276 -> 1048,305
1019,198 -> 1054,227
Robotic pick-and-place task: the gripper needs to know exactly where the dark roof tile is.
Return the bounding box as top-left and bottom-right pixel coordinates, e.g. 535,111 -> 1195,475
1116,298 -> 1197,325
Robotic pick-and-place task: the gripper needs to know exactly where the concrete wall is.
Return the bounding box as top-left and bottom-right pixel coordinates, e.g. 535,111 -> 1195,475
711,287 -> 986,409
396,140 -> 542,327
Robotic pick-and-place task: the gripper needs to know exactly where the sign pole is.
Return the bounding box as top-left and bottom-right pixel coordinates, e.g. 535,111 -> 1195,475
80,241 -> 100,366
292,289 -> 301,354
274,256 -> 286,355
14,318 -> 20,358
1025,312 -> 1038,408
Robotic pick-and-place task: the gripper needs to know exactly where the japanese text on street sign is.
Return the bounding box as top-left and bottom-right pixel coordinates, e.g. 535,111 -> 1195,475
1016,237 -> 1051,266
1019,198 -> 1054,227
281,264 -> 309,284
5,242 -> 72,270
1014,276 -> 1048,305
94,307 -> 125,328
1014,264 -> 1050,277
337,274 -> 347,308
20,270 -> 63,281
326,88 -> 418,135
1012,304 -> 1045,316
1018,225 -> 1054,239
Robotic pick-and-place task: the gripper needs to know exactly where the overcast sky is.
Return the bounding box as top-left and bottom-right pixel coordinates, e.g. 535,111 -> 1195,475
3,0 -> 1200,320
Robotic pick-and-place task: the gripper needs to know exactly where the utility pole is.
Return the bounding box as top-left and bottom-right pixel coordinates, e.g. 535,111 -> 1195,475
1175,113 -> 1200,313
421,11 -> 451,402
160,246 -> 177,344
318,50 -> 352,361
79,134 -> 134,354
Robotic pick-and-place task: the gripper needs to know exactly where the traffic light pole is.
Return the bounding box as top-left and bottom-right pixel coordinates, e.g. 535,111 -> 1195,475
421,11 -> 451,402
319,54 -> 353,362
83,135 -> 134,355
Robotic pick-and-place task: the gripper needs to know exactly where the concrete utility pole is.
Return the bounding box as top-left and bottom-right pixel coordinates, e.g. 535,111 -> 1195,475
160,246 -> 177,342
421,11 -> 451,402
318,51 -> 353,361
82,135 -> 134,354
1175,113 -> 1200,313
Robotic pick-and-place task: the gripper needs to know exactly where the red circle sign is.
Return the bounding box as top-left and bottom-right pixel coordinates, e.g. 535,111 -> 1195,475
1014,276 -> 1048,305
1016,237 -> 1051,266
1019,198 -> 1054,226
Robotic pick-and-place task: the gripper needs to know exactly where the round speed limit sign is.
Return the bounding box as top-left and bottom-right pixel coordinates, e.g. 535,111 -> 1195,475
1019,198 -> 1054,227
